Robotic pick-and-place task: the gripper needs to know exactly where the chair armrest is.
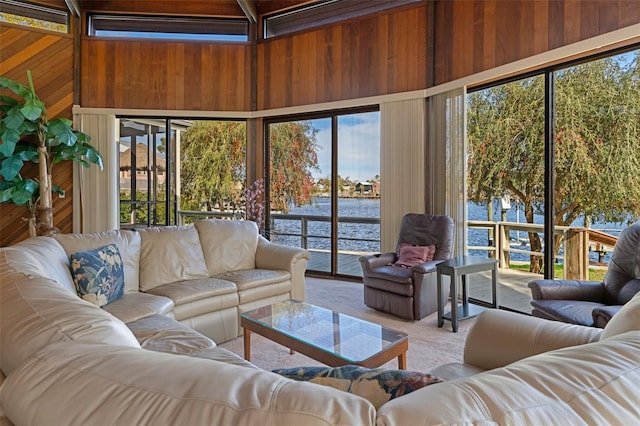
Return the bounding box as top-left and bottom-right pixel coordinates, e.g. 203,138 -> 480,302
592,305 -> 623,328
463,309 -> 602,370
358,252 -> 396,271
528,279 -> 605,301
255,237 -> 310,301
411,260 -> 442,274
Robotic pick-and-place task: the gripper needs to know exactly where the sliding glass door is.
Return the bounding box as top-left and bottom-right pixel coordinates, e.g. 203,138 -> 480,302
266,109 -> 380,278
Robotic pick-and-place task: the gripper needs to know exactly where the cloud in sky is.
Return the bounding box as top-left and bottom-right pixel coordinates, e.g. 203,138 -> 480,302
313,111 -> 380,182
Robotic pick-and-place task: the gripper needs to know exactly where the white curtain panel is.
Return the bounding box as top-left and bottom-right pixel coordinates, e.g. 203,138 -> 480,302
427,88 -> 467,256
72,112 -> 119,233
379,98 -> 427,253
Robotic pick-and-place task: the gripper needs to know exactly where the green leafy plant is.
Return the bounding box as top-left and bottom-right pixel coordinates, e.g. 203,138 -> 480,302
0,70 -> 103,236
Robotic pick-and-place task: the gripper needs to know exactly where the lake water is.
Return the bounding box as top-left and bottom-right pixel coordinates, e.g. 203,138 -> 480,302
270,198 -> 632,263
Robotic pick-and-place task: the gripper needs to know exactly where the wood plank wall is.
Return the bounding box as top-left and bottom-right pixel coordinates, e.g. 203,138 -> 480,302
80,39 -> 252,110
0,23 -> 75,247
257,3 -> 428,110
434,0 -> 640,85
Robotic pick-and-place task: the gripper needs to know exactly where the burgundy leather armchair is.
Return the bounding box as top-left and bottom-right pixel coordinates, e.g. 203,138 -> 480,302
359,214 -> 455,320
528,221 -> 640,328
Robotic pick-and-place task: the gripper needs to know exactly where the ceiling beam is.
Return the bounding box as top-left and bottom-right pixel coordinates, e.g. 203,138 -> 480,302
64,0 -> 80,17
237,0 -> 257,23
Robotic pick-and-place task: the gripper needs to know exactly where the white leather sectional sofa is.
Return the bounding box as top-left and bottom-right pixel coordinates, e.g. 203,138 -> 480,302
1,217 -> 639,425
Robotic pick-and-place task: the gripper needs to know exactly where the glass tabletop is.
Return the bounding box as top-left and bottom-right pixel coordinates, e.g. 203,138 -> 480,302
241,299 -> 408,363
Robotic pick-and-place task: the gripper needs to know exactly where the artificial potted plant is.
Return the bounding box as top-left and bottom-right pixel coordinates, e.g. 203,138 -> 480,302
0,70 -> 103,237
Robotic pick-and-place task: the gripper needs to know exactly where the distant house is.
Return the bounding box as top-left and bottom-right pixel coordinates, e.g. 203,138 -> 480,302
356,182 -> 373,194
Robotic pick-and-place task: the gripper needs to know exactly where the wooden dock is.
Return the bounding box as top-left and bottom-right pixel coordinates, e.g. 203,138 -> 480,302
307,250 -> 536,314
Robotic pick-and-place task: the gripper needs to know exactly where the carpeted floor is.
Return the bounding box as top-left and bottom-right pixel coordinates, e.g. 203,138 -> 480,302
220,277 -> 476,373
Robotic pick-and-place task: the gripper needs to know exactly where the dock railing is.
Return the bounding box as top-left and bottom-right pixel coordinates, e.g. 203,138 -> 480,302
178,210 -> 618,280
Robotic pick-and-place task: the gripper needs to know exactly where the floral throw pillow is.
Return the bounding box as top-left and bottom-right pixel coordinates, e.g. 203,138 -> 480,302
70,243 -> 125,307
392,243 -> 436,268
272,365 -> 443,408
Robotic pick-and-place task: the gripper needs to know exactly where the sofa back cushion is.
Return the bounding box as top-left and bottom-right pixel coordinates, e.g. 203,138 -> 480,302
601,291 -> 640,340
0,274 -> 140,377
195,219 -> 258,276
3,237 -> 75,293
138,225 -> 209,292
54,229 -> 141,294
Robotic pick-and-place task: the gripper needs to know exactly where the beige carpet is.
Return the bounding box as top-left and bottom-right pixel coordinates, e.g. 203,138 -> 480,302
220,277 -> 475,373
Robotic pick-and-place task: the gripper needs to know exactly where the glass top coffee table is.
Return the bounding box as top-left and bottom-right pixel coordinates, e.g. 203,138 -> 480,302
241,300 -> 408,369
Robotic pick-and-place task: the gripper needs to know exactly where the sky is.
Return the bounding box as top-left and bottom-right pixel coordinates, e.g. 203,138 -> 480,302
312,111 -> 380,183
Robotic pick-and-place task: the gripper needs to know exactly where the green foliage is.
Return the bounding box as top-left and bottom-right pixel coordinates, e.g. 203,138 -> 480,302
0,71 -> 103,232
468,52 -> 640,271
269,121 -> 320,213
180,121 -> 246,212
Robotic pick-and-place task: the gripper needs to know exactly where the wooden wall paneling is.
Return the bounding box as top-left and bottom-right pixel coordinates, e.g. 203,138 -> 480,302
434,0 -> 640,85
620,0 -> 640,28
533,0 -> 550,56
81,39 -> 252,111
258,3 -> 428,110
1,23 -> 75,246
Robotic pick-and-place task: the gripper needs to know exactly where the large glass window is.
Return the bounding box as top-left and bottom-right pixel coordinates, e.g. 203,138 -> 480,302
118,118 -> 247,228
466,46 -> 640,313
266,109 -> 380,278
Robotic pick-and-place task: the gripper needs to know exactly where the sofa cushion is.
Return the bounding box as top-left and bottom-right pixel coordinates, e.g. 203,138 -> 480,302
216,269 -> 290,291
0,276 -> 140,376
529,299 -> 602,327
601,291 -> 640,340
145,277 -> 237,305
126,314 -> 216,355
376,330 -> 640,425
0,342 -> 376,426
102,292 -> 175,324
195,219 -> 259,276
3,237 -> 75,293
138,225 -> 209,291
54,229 -> 141,294
273,365 -> 443,409
70,244 -> 125,307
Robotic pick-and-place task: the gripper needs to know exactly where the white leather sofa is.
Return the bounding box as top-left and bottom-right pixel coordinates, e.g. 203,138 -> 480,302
0,219 -> 378,425
2,216 -> 639,425
377,293 -> 640,425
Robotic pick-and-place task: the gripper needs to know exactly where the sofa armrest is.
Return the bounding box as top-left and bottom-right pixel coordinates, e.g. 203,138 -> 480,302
463,309 -> 602,370
528,279 -> 605,301
358,252 -> 396,272
255,237 -> 310,301
592,305 -> 623,328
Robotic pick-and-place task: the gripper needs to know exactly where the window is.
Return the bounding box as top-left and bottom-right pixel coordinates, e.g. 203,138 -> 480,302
263,0 -> 421,39
466,46 -> 640,313
118,118 -> 248,228
88,14 -> 248,41
266,109 -> 380,278
0,0 -> 68,33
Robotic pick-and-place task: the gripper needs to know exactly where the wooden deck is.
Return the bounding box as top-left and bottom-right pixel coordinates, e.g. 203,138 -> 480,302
308,250 -> 536,313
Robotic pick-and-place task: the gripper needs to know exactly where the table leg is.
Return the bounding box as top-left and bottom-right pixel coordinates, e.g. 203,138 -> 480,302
492,262 -> 499,308
398,352 -> 407,370
243,328 -> 251,361
451,271 -> 458,332
437,272 -> 444,327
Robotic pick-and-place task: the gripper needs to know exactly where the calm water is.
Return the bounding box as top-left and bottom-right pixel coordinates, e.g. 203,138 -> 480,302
270,198 -> 631,263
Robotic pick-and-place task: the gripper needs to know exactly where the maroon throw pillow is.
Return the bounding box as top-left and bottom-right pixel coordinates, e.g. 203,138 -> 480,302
393,243 -> 436,268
